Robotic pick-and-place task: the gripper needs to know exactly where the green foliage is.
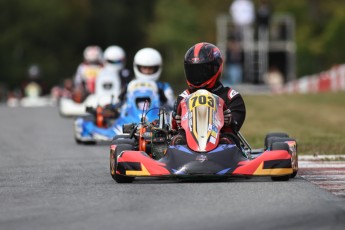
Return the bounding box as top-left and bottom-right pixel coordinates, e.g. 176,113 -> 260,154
273,0 -> 345,76
0,0 -> 155,90
1,0 -> 345,91
36,1 -> 89,84
147,0 -> 230,91
148,0 -> 199,87
0,0 -> 90,88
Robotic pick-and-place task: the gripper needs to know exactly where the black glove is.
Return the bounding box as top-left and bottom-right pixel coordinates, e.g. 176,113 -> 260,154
85,106 -> 95,114
103,108 -> 119,119
223,109 -> 232,126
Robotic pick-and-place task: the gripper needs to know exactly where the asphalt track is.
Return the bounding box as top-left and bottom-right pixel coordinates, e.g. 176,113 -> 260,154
0,106 -> 344,230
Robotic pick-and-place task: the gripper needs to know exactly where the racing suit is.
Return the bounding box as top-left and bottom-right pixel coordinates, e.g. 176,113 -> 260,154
119,68 -> 134,88
172,81 -> 246,134
74,62 -> 103,94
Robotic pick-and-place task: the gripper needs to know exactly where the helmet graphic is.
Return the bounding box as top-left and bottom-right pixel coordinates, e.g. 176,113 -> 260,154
184,42 -> 223,89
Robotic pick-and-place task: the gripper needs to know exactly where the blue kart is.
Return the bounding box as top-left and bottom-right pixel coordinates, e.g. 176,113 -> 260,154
74,80 -> 165,144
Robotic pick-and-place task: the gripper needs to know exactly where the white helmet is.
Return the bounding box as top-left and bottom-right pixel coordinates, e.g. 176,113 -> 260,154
104,46 -> 125,69
133,48 -> 162,81
28,64 -> 41,79
83,46 -> 102,63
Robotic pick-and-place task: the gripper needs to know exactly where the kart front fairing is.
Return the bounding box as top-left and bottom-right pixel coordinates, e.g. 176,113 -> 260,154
111,80 -> 162,134
60,66 -> 118,117
180,89 -> 224,152
115,145 -> 293,178
74,80 -> 162,142
60,94 -> 113,117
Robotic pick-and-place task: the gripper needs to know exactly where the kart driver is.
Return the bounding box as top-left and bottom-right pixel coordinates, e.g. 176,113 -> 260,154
95,45 -> 133,98
74,45 -> 103,96
171,42 -> 246,144
118,47 -> 175,110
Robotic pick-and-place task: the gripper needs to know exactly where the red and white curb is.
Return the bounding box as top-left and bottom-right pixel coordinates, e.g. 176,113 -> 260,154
298,155 -> 345,197
281,64 -> 345,94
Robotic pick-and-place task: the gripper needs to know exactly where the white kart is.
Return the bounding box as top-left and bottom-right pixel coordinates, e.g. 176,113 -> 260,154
7,82 -> 55,107
59,67 -> 121,117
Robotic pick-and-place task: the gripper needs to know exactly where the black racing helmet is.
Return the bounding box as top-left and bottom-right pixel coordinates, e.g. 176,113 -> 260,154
184,42 -> 223,89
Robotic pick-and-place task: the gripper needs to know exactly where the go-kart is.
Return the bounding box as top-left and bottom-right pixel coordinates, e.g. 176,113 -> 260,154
59,66 -> 119,117
110,89 -> 298,183
74,79 -> 163,144
7,82 -> 55,107
59,92 -> 113,117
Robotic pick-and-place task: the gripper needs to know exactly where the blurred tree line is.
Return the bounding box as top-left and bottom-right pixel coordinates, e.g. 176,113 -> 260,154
273,0 -> 345,78
0,0 -> 156,91
1,0 -> 345,92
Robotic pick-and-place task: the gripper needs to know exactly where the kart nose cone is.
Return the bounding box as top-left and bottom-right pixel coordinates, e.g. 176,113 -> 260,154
176,161 -> 224,175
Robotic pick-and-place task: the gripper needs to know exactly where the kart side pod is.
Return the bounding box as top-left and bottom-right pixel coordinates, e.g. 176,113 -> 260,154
232,149 -> 293,176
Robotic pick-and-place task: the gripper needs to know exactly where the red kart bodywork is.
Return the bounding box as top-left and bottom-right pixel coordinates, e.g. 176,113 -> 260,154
112,144 -> 293,178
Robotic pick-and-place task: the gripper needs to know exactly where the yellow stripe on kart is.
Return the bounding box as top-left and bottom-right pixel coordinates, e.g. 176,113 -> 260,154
254,162 -> 293,175
192,108 -> 198,140
125,163 -> 150,176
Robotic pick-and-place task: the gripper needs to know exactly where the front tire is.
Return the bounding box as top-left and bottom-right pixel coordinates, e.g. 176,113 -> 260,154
110,143 -> 135,183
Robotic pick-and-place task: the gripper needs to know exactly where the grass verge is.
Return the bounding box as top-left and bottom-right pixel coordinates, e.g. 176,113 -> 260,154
241,91 -> 345,155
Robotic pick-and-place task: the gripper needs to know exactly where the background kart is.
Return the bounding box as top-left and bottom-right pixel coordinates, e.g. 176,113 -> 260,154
7,95 -> 55,107
59,70 -> 121,117
110,90 -> 298,183
74,79 -> 163,144
59,94 -> 117,117
7,82 -> 55,107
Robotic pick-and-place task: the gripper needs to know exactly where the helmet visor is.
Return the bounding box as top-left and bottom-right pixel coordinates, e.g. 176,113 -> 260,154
107,59 -> 123,64
137,65 -> 160,75
184,62 -> 220,86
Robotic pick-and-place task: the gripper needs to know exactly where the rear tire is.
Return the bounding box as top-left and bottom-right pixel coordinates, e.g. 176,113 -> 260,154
266,133 -> 298,179
74,137 -> 96,145
110,143 -> 135,183
75,137 -> 82,144
264,132 -> 289,150
266,137 -> 295,151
